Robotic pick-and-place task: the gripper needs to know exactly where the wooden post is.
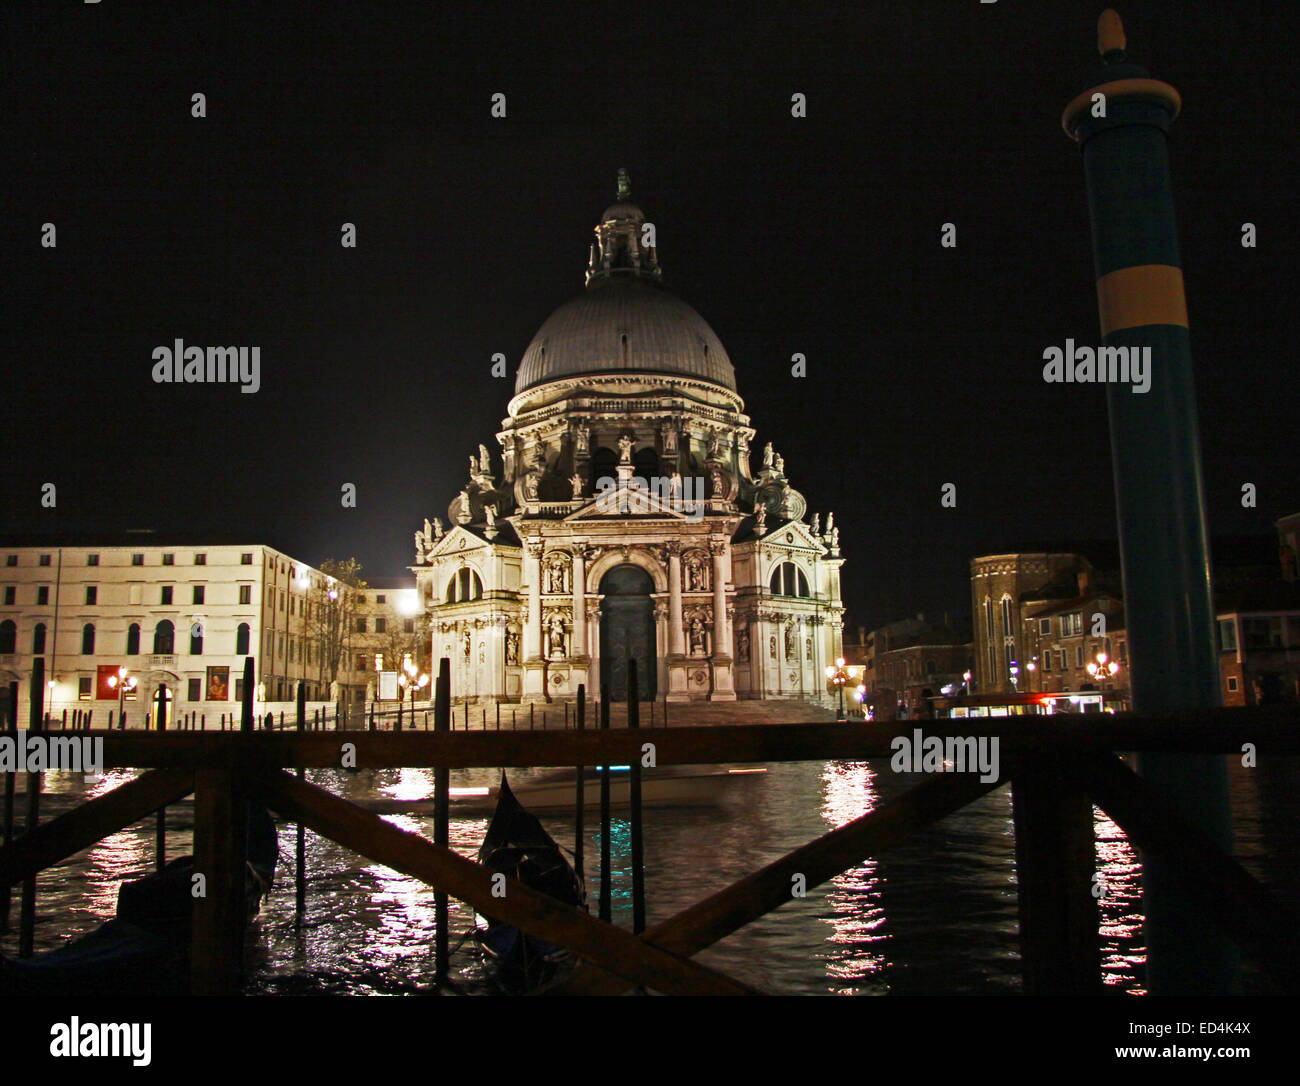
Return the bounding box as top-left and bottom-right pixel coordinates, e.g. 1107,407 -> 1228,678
530,703 -> 535,730
1011,752 -> 1101,995
19,659 -> 45,956
155,683 -> 168,873
574,684 -> 585,895
628,659 -> 645,935
201,713 -> 206,732
599,687 -> 611,923
496,702 -> 500,730
61,709 -> 67,730
240,658 -> 254,733
191,768 -> 247,995
369,702 -> 375,732
434,658 -> 450,983
2,681 -> 18,927
296,683 -> 307,917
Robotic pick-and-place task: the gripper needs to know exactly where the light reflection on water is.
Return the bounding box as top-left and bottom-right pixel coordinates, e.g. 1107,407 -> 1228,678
2,758 -> 1293,995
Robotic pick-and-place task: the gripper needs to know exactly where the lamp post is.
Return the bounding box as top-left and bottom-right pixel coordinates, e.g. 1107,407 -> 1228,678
1009,660 -> 1020,692
963,669 -> 972,696
398,652 -> 429,732
106,666 -> 137,730
1087,651 -> 1120,708
824,656 -> 860,721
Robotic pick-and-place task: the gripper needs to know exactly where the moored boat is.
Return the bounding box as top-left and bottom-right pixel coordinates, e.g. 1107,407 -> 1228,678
474,773 -> 585,989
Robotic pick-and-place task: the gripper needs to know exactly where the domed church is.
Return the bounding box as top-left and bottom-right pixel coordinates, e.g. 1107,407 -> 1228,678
413,171 -> 845,705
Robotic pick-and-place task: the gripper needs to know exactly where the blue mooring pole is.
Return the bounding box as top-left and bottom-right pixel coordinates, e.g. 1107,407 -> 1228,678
1063,9 -> 1238,994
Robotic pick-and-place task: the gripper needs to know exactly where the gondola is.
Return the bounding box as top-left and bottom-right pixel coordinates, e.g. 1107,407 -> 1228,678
0,802 -> 279,995
474,773 -> 585,989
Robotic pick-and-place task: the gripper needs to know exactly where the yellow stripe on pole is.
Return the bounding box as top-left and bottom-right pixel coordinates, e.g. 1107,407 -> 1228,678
1096,264 -> 1188,335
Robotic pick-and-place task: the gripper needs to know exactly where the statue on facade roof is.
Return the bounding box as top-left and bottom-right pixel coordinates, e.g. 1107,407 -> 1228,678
478,444 -> 492,476
754,502 -> 767,533
618,434 -> 635,463
414,530 -> 426,564
810,513 -> 820,537
432,517 -> 444,540
774,453 -> 784,476
762,442 -> 774,469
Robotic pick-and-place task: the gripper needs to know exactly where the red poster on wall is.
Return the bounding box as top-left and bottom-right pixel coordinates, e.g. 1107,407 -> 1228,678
96,664 -> 121,700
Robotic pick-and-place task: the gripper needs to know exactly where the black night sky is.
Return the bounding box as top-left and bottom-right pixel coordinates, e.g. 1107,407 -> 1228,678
4,1 -> 1298,633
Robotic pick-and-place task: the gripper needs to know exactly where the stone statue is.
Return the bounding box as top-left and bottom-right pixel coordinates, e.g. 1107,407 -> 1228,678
618,434 -> 635,463
545,613 -> 566,658
669,471 -> 682,499
774,453 -> 784,475
763,442 -> 774,469
570,473 -> 584,500
785,624 -> 796,660
484,503 -> 496,528
708,433 -> 722,459
826,511 -> 835,534
830,526 -> 839,549
478,444 -> 492,475
414,531 -> 426,563
811,513 -> 820,536
432,517 -> 444,540
505,630 -> 519,665
689,615 -> 706,654
456,489 -> 472,524
574,424 -> 589,453
662,422 -> 678,455
462,629 -> 471,659
469,454 -> 479,478
754,503 -> 767,533
805,637 -> 813,661
769,634 -> 777,659
685,552 -> 707,591
524,473 -> 540,501
737,628 -> 750,662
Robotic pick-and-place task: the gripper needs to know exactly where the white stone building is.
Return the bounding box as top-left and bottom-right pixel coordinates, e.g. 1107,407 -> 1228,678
413,174 -> 845,704
0,538 -> 350,724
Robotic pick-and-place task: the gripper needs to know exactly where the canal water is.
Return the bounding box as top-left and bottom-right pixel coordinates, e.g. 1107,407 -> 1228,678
3,757 -> 1295,995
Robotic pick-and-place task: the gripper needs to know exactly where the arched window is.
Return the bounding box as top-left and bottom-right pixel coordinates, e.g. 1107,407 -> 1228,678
925,659 -> 936,675
0,619 -> 15,654
190,623 -> 203,655
153,620 -> 174,655
126,623 -> 140,655
235,623 -> 250,655
445,568 -> 483,603
769,562 -> 810,598
32,622 -> 46,655
590,446 -> 617,490
1001,597 -> 1014,636
81,623 -> 95,655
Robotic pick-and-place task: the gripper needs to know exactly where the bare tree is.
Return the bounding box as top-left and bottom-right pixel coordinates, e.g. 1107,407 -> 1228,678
307,558 -> 367,688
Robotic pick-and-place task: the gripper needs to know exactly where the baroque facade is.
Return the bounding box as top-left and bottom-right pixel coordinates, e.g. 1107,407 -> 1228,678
413,174 -> 845,703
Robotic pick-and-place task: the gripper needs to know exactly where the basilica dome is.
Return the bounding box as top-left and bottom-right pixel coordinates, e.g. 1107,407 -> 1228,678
513,171 -> 736,395
514,278 -> 736,394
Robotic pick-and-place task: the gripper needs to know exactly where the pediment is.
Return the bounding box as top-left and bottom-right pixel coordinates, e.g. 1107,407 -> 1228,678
755,520 -> 827,553
563,482 -> 696,523
425,525 -> 491,559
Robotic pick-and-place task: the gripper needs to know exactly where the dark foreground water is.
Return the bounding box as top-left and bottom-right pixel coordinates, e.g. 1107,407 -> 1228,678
4,757 -> 1297,995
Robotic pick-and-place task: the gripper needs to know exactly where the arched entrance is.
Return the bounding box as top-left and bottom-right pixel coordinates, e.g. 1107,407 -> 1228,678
599,564 -> 657,701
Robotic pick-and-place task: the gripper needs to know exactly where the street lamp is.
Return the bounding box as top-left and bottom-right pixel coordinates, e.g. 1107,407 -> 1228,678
398,652 -> 429,731
825,657 -> 860,721
106,665 -> 137,730
1087,650 -> 1120,693
1009,660 -> 1020,691
963,669 -> 972,695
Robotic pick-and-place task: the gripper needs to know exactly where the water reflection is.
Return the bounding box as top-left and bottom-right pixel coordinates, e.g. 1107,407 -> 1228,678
3,757 -> 1296,995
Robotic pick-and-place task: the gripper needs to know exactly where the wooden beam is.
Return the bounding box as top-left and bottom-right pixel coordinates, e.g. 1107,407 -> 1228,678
0,769 -> 195,887
245,768 -> 761,996
1012,753 -> 1102,995
545,769 -> 1007,996
1071,750 -> 1300,991
77,707 -> 1300,770
191,768 -> 247,996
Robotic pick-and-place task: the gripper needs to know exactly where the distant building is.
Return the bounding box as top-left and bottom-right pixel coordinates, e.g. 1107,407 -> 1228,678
0,538 -> 352,725
856,615 -> 972,721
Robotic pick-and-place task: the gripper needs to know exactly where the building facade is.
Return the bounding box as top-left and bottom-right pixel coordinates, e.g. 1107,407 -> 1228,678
0,540 -> 352,724
413,175 -> 845,704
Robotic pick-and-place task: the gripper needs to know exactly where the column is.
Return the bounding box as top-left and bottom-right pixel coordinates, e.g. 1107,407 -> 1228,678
709,538 -> 736,700
523,541 -> 542,660
667,542 -> 685,654
571,545 -> 587,659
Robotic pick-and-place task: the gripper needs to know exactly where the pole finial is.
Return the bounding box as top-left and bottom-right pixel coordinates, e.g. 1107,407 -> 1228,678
617,167 -> 631,200
1099,9 -> 1127,58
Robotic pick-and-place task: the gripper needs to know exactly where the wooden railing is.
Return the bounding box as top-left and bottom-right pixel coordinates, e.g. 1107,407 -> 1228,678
3,688 -> 1299,995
